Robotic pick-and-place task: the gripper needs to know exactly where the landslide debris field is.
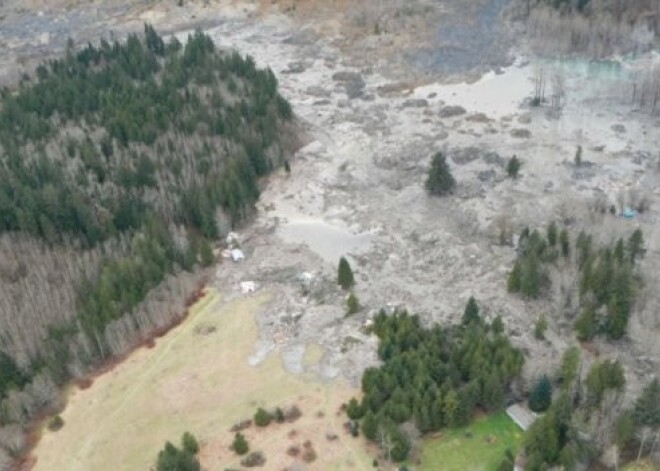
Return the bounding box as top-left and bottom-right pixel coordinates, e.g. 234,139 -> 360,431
2,0 -> 658,469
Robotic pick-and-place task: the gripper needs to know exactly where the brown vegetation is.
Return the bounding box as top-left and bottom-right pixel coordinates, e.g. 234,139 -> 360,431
510,0 -> 660,57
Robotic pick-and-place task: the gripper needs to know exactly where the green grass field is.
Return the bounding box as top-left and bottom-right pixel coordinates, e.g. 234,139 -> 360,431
415,412 -> 524,471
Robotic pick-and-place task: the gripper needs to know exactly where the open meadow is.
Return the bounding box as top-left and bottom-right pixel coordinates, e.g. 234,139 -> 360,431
415,412 -> 523,471
32,289 -> 373,470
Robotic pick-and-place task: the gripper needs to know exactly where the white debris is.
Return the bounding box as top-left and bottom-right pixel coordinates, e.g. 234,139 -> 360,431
226,231 -> 240,247
231,249 -> 245,262
240,281 -> 256,294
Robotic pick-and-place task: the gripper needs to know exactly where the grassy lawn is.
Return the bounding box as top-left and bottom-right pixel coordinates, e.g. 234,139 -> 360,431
415,412 -> 524,471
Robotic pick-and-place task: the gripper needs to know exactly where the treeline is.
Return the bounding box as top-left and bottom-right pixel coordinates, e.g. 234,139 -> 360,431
520,345 -> 660,470
0,25 -> 296,463
347,301 -> 524,462
507,224 -> 645,340
511,0 -> 660,56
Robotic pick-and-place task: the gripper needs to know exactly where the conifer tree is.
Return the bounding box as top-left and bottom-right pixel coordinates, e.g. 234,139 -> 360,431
507,155 -> 521,179
337,256 -> 355,290
462,296 -> 480,325
425,152 -> 456,196
508,261 -> 522,292
633,378 -> 660,428
628,228 -> 645,264
232,433 -> 249,455
559,229 -> 570,258
529,375 -> 552,413
547,222 -> 557,247
362,410 -> 378,440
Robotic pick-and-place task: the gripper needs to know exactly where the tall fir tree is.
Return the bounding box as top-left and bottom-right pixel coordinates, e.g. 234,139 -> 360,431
529,375 -> 552,413
462,296 -> 480,325
425,152 -> 456,196
338,256 -> 355,289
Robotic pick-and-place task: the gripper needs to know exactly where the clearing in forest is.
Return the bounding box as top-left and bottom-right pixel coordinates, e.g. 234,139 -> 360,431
31,289 -> 372,470
415,412 -> 523,471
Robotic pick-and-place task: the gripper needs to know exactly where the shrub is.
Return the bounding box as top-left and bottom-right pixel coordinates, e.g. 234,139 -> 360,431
274,407 -> 285,423
240,451 -> 266,467
534,315 -> 548,340
286,445 -> 300,456
232,433 -> 249,455
346,293 -> 360,315
349,421 -> 359,437
254,408 -> 272,427
302,444 -> 317,463
346,398 -> 364,420
47,415 -> 64,432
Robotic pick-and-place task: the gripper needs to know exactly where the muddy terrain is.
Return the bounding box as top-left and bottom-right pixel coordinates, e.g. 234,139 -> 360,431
2,0 -> 659,412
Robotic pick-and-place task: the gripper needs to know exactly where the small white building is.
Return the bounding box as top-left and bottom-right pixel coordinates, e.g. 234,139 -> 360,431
506,403 -> 537,431
231,249 -> 245,262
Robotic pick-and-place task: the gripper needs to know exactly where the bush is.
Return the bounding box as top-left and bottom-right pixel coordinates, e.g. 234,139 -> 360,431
346,397 -> 364,420
302,443 -> 317,463
497,448 -> 515,471
47,415 -> 64,431
349,421 -> 359,437
534,315 -> 548,340
425,152 -> 456,196
232,433 -> 249,455
240,451 -> 266,467
283,405 -> 302,422
254,408 -> 272,427
346,293 -> 360,315
274,407 -> 285,423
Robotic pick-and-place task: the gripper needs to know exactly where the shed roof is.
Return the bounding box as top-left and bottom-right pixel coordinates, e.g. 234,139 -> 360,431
506,404 -> 537,431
